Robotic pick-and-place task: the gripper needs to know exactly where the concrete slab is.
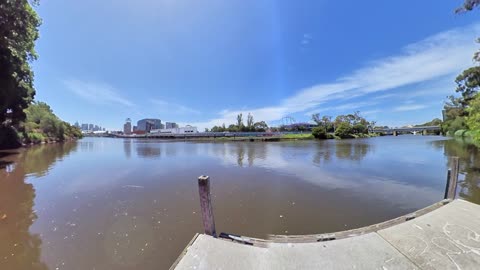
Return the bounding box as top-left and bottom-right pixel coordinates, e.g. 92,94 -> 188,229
265,233 -> 418,270
378,200 -> 480,270
173,234 -> 268,270
173,233 -> 418,269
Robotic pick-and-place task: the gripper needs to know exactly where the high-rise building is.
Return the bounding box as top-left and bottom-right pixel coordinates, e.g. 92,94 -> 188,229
165,122 -> 178,129
81,124 -> 88,131
88,124 -> 94,131
74,121 -> 80,128
137,119 -> 162,132
123,118 -> 132,134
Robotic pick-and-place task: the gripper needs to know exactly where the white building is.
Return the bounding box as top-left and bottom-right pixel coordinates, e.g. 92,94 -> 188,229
150,126 -> 198,134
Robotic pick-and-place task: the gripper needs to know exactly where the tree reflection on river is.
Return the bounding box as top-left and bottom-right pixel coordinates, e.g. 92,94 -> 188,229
431,139 -> 480,204
0,142 -> 77,270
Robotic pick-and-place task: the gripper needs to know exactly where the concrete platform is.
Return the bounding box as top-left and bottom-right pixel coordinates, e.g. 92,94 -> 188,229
172,200 -> 480,270
379,199 -> 480,270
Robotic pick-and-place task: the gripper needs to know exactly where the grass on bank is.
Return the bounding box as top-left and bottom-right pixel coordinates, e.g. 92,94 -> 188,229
280,133 -> 314,140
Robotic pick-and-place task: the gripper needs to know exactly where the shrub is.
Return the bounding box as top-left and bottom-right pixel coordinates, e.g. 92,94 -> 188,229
326,134 -> 334,139
27,132 -> 45,144
312,127 -> 327,139
335,122 -> 354,139
454,129 -> 467,137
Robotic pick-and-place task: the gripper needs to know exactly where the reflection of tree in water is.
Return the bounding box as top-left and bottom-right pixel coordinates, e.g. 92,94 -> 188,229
313,141 -> 333,165
431,139 -> 480,204
334,141 -> 372,161
232,143 -> 267,167
136,145 -> 161,158
234,143 -> 245,167
0,142 -> 77,270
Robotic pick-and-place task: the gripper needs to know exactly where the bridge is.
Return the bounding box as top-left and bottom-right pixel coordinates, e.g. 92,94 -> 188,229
373,125 -> 441,136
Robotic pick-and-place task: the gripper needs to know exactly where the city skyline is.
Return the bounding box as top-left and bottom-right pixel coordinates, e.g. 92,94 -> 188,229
32,1 -> 480,130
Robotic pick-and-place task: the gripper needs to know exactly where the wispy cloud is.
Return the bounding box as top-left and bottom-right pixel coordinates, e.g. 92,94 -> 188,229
63,79 -> 134,107
150,99 -> 200,115
185,24 -> 480,129
362,109 -> 382,115
301,33 -> 313,45
304,101 -> 378,116
393,104 -> 428,112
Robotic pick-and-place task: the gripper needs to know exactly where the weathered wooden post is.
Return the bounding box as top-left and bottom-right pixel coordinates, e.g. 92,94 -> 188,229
198,175 -> 216,237
445,157 -> 460,200
444,169 -> 451,199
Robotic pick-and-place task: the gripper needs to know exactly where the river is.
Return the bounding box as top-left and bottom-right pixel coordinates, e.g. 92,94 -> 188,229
0,136 -> 479,269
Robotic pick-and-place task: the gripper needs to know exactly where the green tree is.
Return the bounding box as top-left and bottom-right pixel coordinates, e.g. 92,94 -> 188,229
246,113 -> 254,131
236,113 -> 243,130
455,66 -> 480,108
227,124 -> 239,132
335,122 -> 354,139
312,127 -> 327,139
466,93 -> 480,142
0,0 -> 41,126
253,121 -> 268,132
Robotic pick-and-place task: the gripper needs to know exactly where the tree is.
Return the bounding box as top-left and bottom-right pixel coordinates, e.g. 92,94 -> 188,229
466,93 -> 480,142
0,0 -> 41,126
246,113 -> 254,131
335,122 -> 354,139
455,66 -> 480,108
253,121 -> 268,132
456,0 -> 480,13
312,127 -> 327,139
227,124 -> 238,132
236,113 -> 243,130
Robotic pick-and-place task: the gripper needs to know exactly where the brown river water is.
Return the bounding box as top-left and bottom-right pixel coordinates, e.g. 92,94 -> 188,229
1,136 -> 479,269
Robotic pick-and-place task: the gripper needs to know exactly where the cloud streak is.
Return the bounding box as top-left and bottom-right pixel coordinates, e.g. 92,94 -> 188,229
64,79 -> 134,107
393,104 -> 428,112
186,23 -> 480,130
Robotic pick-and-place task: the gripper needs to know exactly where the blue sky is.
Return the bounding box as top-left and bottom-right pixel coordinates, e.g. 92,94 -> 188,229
32,0 -> 480,130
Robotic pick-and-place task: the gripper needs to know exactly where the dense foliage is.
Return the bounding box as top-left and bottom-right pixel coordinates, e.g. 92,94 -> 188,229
210,113 -> 269,132
312,127 -> 327,139
0,0 -> 41,126
20,102 -> 82,144
311,111 -> 375,139
442,3 -> 480,142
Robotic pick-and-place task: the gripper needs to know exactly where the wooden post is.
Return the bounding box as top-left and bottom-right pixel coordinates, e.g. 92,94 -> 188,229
198,175 -> 216,237
446,157 -> 460,200
444,169 -> 451,199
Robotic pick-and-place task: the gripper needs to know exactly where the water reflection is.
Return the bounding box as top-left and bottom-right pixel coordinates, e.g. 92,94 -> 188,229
0,142 -> 77,270
136,143 -> 161,159
123,139 -> 132,159
431,139 -> 480,204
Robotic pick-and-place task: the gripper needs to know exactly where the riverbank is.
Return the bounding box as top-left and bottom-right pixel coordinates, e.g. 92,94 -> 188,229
0,126 -> 81,150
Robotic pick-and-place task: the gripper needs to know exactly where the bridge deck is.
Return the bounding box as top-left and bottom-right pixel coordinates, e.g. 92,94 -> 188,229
172,199 -> 480,270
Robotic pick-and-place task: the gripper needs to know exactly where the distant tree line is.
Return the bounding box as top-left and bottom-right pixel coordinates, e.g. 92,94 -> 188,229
208,113 -> 269,132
